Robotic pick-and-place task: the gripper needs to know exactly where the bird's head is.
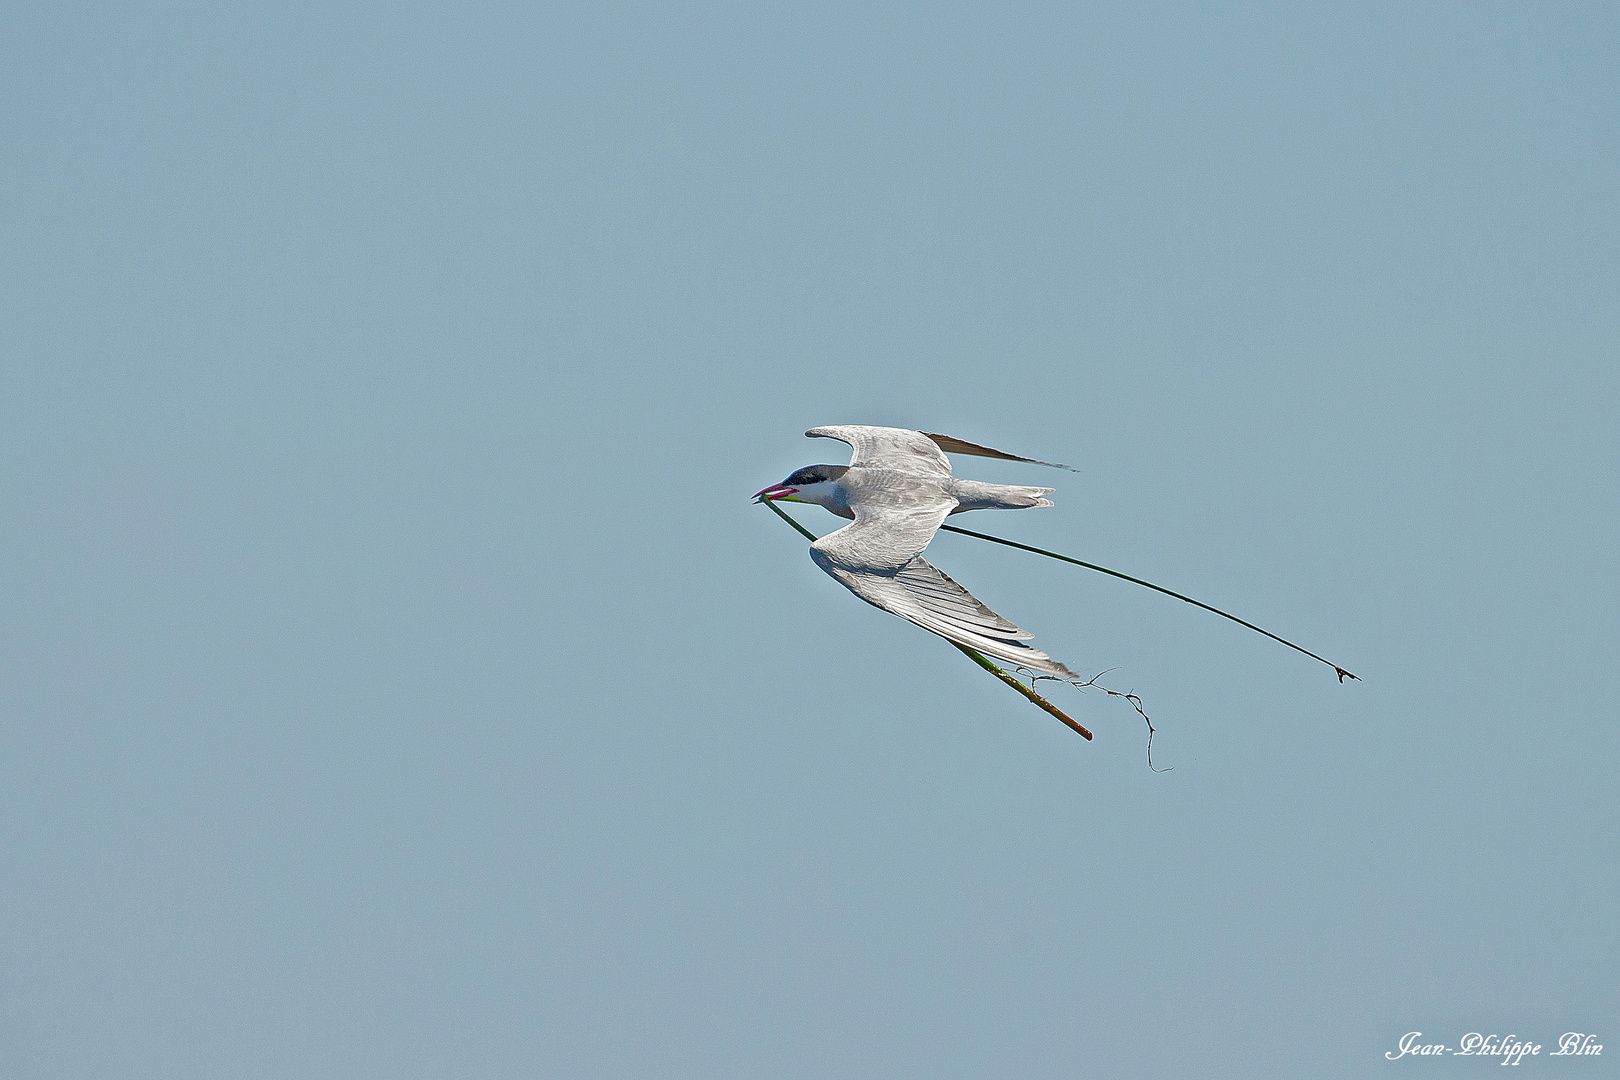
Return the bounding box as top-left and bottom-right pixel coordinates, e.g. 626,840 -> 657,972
753,465 -> 848,507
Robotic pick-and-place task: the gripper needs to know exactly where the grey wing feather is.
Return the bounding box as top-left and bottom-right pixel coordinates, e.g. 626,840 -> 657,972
921,432 -> 1078,472
810,551 -> 1081,679
811,496 -> 956,574
806,426 -> 952,477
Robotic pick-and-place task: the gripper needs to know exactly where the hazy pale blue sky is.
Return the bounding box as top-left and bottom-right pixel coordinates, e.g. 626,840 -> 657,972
3,2 -> 1617,1077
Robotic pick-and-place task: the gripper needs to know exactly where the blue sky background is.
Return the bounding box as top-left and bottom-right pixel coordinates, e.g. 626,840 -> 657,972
3,2 -> 1617,1076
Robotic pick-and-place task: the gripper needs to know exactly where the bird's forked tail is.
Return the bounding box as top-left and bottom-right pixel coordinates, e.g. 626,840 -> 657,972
946,480 -> 1056,512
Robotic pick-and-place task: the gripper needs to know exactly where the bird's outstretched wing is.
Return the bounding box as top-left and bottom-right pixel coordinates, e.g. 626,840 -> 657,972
810,547 -> 1081,679
920,432 -> 1078,472
810,492 -> 956,574
805,425 -> 1076,474
805,426 -> 952,478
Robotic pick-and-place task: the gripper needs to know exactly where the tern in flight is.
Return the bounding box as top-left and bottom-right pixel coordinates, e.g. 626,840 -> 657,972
753,425 -> 1083,678
755,426 -> 1357,743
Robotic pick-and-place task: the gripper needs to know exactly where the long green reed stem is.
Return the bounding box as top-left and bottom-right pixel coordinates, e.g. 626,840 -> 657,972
937,522 -> 1358,682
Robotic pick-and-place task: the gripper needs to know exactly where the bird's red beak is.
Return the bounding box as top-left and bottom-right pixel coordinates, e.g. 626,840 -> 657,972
753,482 -> 798,502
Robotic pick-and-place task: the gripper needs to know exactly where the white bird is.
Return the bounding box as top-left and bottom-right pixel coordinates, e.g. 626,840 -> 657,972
754,425 -> 1082,678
